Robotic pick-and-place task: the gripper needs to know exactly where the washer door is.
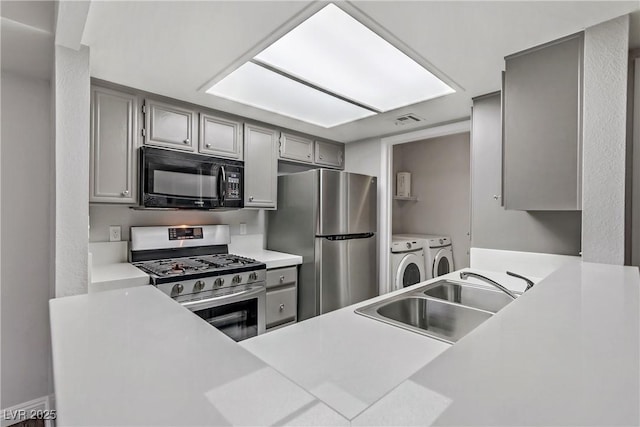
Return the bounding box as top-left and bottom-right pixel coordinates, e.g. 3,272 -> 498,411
432,249 -> 453,278
395,253 -> 425,290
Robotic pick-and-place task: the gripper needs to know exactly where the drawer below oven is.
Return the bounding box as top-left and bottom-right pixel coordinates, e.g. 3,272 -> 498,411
266,286 -> 296,328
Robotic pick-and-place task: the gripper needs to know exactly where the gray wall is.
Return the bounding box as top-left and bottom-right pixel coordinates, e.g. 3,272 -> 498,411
392,133 -> 471,268
89,206 -> 265,243
54,44 -> 90,297
471,93 -> 582,255
1,71 -> 54,408
582,15 -> 629,264
633,56 -> 640,267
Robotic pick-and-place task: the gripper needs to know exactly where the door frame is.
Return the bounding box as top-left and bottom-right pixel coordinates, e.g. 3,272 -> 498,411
379,120 -> 470,295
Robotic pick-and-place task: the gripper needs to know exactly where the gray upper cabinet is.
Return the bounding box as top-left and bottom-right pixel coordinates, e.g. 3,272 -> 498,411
503,33 -> 583,211
315,140 -> 345,169
143,99 -> 196,152
244,123 -> 278,209
90,86 -> 138,204
279,132 -> 313,163
199,113 -> 243,159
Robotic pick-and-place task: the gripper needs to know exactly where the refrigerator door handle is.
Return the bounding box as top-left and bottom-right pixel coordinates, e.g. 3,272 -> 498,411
323,233 -> 374,241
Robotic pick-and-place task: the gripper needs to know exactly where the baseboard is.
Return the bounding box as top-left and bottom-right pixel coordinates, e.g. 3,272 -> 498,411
1,395 -> 55,427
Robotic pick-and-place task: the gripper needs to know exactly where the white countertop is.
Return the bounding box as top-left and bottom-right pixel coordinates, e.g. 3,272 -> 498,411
238,267 -> 535,420
50,286 -> 349,426
241,301 -> 449,420
90,263 -> 149,293
350,262 -> 640,426
233,248 -> 302,270
51,262 -> 639,426
88,236 -> 301,293
229,234 -> 303,269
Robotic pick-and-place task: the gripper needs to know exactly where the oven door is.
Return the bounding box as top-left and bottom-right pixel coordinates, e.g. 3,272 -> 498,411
140,147 -> 222,209
181,285 -> 266,341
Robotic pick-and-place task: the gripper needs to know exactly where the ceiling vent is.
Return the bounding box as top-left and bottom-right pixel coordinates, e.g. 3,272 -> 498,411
394,114 -> 423,126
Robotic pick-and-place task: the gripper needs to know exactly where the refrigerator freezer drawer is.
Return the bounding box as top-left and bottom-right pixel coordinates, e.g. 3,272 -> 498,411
317,234 -> 378,315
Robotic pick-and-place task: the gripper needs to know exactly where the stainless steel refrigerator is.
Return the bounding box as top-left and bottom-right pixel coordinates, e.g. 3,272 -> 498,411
267,169 -> 378,321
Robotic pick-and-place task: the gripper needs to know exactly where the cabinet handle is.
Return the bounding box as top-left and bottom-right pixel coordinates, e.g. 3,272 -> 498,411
279,275 -> 285,283
307,153 -> 311,158
493,195 -> 501,200
121,190 -> 129,197
279,303 -> 285,312
205,143 -> 211,148
249,196 -> 254,201
183,139 -> 190,144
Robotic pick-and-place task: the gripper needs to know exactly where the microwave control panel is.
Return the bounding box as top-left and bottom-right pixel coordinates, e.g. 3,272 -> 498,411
226,172 -> 241,200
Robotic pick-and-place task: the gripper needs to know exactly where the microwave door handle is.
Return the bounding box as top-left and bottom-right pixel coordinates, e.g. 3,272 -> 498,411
219,165 -> 227,206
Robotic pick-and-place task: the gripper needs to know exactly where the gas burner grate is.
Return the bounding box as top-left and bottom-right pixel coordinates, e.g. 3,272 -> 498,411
134,254 -> 264,278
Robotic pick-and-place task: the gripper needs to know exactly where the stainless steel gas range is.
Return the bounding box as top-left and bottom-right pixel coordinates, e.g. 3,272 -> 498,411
130,225 -> 266,341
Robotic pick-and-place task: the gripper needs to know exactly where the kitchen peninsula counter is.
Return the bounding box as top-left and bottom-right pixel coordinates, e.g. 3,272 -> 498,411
50,262 -> 639,426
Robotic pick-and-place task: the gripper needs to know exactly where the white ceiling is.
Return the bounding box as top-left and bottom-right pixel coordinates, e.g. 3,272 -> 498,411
82,1 -> 640,143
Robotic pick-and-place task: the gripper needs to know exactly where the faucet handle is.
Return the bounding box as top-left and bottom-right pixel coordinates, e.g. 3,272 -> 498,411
506,271 -> 535,291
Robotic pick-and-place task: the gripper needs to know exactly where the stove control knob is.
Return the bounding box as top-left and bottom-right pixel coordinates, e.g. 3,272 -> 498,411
172,283 -> 183,296
194,280 -> 205,292
232,275 -> 242,284
214,278 -> 224,288
249,272 -> 258,282
406,242 -> 411,249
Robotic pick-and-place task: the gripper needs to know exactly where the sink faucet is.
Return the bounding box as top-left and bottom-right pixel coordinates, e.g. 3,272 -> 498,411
506,271 -> 535,291
459,271 -> 517,299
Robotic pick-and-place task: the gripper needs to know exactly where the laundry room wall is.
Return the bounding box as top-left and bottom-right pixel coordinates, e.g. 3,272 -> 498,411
392,132 -> 471,268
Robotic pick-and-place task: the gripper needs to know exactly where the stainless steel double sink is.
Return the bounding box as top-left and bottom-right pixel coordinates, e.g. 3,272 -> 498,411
355,280 -> 518,343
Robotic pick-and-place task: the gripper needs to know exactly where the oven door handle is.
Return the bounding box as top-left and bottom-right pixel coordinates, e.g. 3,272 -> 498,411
181,286 -> 264,311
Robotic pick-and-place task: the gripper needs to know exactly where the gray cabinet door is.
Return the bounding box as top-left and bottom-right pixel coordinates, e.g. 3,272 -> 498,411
143,99 -> 196,152
199,113 -> 243,159
265,285 -> 297,328
244,123 -> 278,208
503,33 -> 583,210
471,92 -> 582,255
314,140 -> 345,169
279,132 -> 313,163
90,86 -> 138,204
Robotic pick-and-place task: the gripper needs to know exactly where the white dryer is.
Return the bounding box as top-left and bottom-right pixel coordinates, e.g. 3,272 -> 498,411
394,234 -> 454,279
390,236 -> 426,291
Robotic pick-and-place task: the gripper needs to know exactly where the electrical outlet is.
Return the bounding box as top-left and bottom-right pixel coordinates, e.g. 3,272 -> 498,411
240,223 -> 247,235
109,226 -> 121,242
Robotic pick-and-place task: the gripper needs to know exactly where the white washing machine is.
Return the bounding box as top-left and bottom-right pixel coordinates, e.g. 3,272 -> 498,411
390,236 -> 426,291
394,234 -> 454,279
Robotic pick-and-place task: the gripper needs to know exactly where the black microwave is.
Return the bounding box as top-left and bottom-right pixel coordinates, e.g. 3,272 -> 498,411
139,146 -> 243,209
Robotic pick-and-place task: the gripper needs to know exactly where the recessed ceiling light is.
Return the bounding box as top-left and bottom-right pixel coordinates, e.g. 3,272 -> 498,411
207,62 -> 375,128
207,3 -> 455,128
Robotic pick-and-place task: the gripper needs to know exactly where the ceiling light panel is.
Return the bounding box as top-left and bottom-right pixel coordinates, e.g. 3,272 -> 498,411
254,3 -> 455,112
206,62 -> 375,128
